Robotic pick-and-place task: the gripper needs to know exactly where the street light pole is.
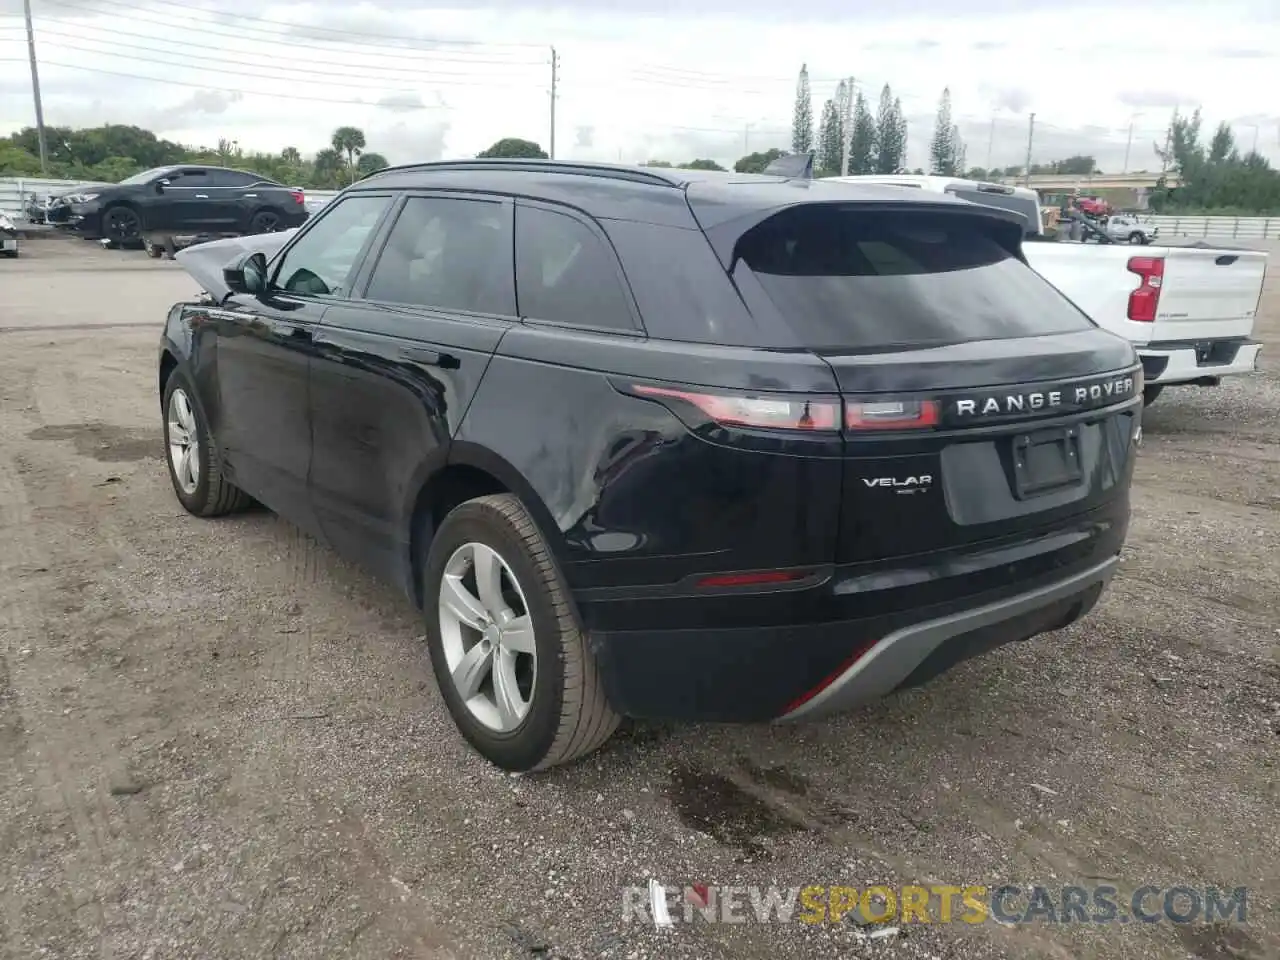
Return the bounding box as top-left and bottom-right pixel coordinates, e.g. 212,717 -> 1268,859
22,0 -> 49,175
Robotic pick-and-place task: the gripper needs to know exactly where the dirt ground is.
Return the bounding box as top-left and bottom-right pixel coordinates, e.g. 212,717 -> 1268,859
1,234 -> 1277,960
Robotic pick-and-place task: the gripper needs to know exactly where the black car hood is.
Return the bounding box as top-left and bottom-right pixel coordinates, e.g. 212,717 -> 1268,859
175,229 -> 298,300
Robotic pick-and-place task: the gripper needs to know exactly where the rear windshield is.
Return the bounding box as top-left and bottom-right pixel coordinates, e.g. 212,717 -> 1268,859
735,209 -> 1093,351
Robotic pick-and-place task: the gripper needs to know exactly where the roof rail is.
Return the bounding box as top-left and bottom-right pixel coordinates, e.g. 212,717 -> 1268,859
361,158 -> 684,188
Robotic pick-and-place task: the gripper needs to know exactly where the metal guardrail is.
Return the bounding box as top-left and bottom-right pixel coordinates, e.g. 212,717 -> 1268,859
0,177 -> 339,220
1,177 -> 1273,238
1144,215 -> 1276,241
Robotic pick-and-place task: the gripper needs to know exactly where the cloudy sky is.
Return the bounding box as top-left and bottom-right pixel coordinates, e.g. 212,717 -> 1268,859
1,0 -> 1277,173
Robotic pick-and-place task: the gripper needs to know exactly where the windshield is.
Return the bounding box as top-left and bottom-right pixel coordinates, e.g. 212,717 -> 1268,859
116,166 -> 175,186
736,208 -> 1094,351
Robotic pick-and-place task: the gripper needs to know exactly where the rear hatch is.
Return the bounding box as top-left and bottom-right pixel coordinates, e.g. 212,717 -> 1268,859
728,204 -> 1142,565
1150,246 -> 1267,341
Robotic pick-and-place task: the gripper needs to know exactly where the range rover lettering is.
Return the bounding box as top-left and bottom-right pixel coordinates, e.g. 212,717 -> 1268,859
160,160 -> 1141,771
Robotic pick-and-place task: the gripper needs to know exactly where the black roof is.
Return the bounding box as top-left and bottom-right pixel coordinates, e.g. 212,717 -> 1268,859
353,159 -> 1028,262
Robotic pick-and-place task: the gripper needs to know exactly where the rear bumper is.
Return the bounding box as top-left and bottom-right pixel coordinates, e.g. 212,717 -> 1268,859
779,555 -> 1117,720
1140,338 -> 1262,384
584,551 -> 1121,723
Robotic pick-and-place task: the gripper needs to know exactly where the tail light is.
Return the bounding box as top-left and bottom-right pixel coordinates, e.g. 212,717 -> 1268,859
1127,256 -> 1164,322
630,384 -> 840,431
846,400 -> 939,431
290,188 -> 305,206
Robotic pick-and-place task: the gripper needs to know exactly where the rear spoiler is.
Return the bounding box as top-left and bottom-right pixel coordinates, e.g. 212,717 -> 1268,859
762,152 -> 814,179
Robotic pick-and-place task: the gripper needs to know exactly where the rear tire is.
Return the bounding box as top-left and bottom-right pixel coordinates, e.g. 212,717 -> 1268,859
1143,384 -> 1164,406
249,209 -> 281,234
423,494 -> 620,771
162,369 -> 251,517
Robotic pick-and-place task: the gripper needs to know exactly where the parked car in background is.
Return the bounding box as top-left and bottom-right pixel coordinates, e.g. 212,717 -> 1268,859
48,165 -> 308,244
1102,214 -> 1159,245
162,160 -> 1140,771
0,212 -> 19,257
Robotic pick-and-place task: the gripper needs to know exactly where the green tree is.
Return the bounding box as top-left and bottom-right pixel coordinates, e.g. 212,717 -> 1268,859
816,98 -> 842,176
281,146 -> 301,165
356,152 -> 391,174
874,85 -> 906,174
642,160 -> 674,167
477,138 -> 548,159
682,158 -> 726,171
331,126 -> 366,182
929,88 -> 957,175
792,64 -> 813,154
734,148 -> 787,174
850,92 -> 875,175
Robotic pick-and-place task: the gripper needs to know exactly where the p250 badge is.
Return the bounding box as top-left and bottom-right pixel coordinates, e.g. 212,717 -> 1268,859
863,475 -> 933,495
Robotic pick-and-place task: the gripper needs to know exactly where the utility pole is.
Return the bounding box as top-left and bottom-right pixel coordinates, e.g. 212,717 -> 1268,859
1123,121 -> 1134,173
985,116 -> 995,171
839,77 -> 854,177
548,46 -> 558,159
23,0 -> 48,175
1023,112 -> 1035,186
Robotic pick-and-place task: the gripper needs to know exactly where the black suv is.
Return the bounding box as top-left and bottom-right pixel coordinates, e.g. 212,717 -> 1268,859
158,160 -> 1142,771
49,164 -> 308,243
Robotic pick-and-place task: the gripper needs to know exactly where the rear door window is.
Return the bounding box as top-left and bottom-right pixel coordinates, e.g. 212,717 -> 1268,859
363,195 -> 515,316
514,204 -> 638,332
735,208 -> 1094,351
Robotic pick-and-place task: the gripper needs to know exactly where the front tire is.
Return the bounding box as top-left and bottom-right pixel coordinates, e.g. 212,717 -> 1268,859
423,494 -> 619,771
162,370 -> 251,516
1143,384 -> 1164,406
103,205 -> 142,244
1128,231 -> 1145,244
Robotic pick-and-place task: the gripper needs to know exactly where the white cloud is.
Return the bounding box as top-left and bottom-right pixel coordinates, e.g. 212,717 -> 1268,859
0,0 -> 1277,171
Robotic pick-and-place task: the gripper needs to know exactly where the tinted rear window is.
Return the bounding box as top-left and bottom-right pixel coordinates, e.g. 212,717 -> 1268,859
735,209 -> 1093,351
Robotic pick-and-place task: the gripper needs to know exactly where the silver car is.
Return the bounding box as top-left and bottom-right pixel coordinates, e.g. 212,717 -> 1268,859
1103,215 -> 1158,245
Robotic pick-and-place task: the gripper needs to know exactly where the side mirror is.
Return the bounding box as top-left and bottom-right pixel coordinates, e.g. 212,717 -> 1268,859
223,251 -> 269,296
155,179 -> 169,195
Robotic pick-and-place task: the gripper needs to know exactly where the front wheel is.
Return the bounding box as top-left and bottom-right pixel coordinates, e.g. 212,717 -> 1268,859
162,369 -> 251,516
103,205 -> 142,243
1128,231 -> 1146,244
423,494 -> 620,771
1143,384 -> 1164,406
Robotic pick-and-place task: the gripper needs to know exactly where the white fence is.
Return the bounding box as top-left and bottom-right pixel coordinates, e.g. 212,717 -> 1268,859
2,176 -> 1276,240
0,176 -> 339,220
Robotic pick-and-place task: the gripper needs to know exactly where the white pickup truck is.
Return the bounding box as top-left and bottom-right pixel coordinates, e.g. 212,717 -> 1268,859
828,175 -> 1267,406
1023,237 -> 1266,405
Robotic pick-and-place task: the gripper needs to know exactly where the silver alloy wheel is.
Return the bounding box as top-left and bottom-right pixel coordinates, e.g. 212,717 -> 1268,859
438,541 -> 537,733
167,387 -> 201,495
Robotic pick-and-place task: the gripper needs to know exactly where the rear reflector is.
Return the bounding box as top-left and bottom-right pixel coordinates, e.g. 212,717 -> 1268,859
846,399 -> 940,431
697,570 -> 807,588
1126,256 -> 1164,322
631,384 -> 840,431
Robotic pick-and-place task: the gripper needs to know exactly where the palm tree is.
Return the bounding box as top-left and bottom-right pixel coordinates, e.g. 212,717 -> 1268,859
331,126 -> 366,183
281,146 -> 301,165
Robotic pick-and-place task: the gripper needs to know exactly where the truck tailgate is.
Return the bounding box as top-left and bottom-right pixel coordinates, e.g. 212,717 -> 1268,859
1154,247 -> 1266,341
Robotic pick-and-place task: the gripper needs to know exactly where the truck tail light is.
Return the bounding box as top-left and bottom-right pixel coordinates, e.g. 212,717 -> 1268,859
1127,256 -> 1164,322
290,188 -> 306,206
628,384 -> 840,432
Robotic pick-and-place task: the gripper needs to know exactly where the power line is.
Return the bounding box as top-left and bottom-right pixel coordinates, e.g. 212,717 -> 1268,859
37,0 -> 544,49
0,55 -> 461,107
25,21 -> 543,78
34,0 -> 542,64
26,32 -> 543,88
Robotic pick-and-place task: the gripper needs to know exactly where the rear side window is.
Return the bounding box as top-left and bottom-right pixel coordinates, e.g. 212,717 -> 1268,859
515,205 -> 636,331
603,219 -> 759,345
736,209 -> 1093,351
364,196 -> 515,316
